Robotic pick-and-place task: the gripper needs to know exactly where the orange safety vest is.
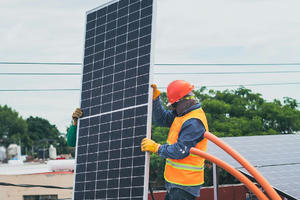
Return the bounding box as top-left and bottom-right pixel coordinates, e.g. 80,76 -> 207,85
164,108 -> 209,186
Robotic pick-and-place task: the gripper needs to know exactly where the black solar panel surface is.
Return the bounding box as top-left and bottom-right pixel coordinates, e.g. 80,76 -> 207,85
73,0 -> 155,199
207,134 -> 300,199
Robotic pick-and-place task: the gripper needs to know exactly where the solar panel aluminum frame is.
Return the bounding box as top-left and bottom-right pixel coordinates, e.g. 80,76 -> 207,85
72,0 -> 157,199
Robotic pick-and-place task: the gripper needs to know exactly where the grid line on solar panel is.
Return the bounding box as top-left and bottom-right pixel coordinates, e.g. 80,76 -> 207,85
84,15 -> 152,62
82,80 -> 149,106
86,4 -> 153,32
77,105 -> 148,147
80,72 -> 150,116
75,0 -> 154,199
82,68 -> 149,89
83,37 -> 152,67
75,104 -> 149,199
86,2 -> 153,22
83,33 -> 152,69
82,0 -> 152,117
85,7 -> 152,44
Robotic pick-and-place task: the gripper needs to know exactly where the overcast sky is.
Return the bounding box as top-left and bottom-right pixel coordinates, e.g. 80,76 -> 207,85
1,0 -> 300,133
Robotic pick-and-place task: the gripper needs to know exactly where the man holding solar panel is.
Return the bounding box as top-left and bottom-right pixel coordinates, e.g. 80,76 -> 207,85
141,80 -> 209,200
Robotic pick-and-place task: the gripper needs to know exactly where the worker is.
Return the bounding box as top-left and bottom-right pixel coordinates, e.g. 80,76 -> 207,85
66,108 -> 83,147
141,80 -> 209,200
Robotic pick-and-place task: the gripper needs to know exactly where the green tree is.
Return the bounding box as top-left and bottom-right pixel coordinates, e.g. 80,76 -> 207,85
0,105 -> 75,157
26,116 -> 70,155
0,105 -> 28,148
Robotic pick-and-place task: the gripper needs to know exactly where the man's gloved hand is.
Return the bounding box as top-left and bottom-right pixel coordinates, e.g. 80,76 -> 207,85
151,84 -> 161,100
72,108 -> 83,126
141,138 -> 161,153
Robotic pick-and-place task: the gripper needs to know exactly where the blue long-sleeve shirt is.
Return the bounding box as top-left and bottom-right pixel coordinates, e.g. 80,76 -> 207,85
152,97 -> 206,197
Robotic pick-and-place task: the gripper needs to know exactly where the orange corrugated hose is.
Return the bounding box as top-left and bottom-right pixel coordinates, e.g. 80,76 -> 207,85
190,148 -> 269,200
204,132 -> 281,200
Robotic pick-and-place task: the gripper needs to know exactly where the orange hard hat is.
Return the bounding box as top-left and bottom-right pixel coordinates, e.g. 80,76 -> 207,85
167,80 -> 195,106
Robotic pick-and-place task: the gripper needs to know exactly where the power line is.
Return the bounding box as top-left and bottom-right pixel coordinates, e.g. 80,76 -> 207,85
157,82 -> 300,89
155,71 -> 300,75
156,63 -> 300,66
1,70 -> 300,76
201,82 -> 300,88
0,61 -> 81,66
1,61 -> 300,66
1,82 -> 300,92
0,73 -> 81,76
0,89 -> 79,92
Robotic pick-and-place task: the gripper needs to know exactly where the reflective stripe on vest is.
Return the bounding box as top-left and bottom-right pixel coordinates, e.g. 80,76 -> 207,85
166,159 -> 204,172
164,108 -> 208,186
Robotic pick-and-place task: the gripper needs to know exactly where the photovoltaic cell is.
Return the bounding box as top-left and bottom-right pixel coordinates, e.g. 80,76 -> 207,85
73,0 -> 155,199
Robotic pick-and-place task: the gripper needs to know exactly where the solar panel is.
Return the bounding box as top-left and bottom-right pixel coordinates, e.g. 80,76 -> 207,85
73,0 -> 156,199
207,134 -> 300,199
240,164 -> 300,200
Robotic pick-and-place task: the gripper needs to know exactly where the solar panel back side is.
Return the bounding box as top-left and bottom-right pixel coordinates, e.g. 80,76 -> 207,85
73,0 -> 155,199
